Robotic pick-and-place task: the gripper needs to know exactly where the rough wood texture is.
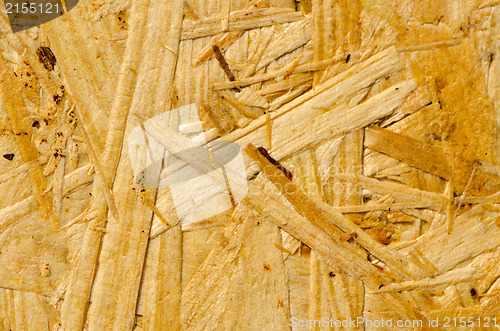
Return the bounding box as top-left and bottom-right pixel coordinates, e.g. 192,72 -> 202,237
1,0 -> 500,329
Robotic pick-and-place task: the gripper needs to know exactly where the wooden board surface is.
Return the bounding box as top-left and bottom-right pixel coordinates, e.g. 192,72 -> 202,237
1,0 -> 500,330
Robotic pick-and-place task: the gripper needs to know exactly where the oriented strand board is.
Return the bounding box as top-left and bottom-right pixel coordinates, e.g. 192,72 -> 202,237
1,0 -> 500,330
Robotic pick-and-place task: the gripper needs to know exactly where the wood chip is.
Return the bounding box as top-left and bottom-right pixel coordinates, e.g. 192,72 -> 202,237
181,8 -> 304,40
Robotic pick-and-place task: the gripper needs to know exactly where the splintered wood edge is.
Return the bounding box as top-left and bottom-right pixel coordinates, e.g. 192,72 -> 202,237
244,143 -> 426,319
